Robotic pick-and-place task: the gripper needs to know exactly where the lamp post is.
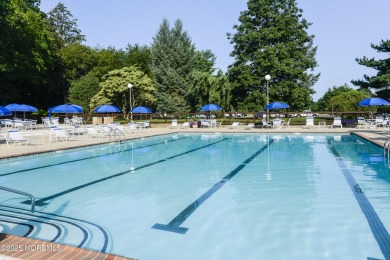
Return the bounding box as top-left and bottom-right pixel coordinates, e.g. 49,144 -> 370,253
265,74 -> 271,119
128,83 -> 133,120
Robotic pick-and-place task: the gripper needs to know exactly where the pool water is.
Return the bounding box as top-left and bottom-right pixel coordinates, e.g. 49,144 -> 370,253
0,133 -> 389,259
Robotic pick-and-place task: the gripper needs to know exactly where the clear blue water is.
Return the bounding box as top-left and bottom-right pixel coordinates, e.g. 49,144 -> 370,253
0,133 -> 390,260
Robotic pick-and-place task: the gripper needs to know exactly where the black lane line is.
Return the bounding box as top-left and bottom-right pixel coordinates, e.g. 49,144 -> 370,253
0,207 -> 88,248
0,136 -> 188,177
152,139 -> 274,234
0,219 -> 34,237
21,138 -> 229,207
0,213 -> 62,242
1,205 -> 109,253
328,139 -> 390,259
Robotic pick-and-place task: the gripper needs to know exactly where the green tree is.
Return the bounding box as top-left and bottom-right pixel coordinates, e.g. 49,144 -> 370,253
59,43 -> 97,83
90,66 -> 156,113
317,84 -> 354,111
68,74 -> 100,114
193,50 -> 216,74
125,44 -> 153,78
352,39 -> 390,99
329,89 -> 370,113
151,19 -> 195,113
0,0 -> 59,107
47,2 -> 85,47
227,0 -> 319,111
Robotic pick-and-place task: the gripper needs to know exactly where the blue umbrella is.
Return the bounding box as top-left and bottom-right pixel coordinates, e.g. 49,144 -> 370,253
94,104 -> 121,113
5,104 -> 38,112
49,104 -> 82,114
200,104 -> 222,111
358,97 -> 390,106
0,106 -> 12,116
132,106 -> 152,113
70,104 -> 83,112
265,102 -> 290,109
5,104 -> 38,119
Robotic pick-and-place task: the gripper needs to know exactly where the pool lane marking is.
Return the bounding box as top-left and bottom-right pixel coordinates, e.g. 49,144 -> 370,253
0,219 -> 34,237
21,138 -> 229,207
0,136 -> 189,177
328,139 -> 390,259
0,213 -> 62,242
0,207 -> 89,248
152,139 -> 274,234
1,205 -> 110,253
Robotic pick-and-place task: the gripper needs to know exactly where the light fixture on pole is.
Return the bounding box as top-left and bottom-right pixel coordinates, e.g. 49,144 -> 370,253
265,74 -> 271,119
128,83 -> 133,120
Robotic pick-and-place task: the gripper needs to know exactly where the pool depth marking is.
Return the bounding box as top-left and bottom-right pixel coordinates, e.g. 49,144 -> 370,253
152,139 -> 274,234
0,136 -> 188,177
21,138 -> 229,206
328,138 -> 390,259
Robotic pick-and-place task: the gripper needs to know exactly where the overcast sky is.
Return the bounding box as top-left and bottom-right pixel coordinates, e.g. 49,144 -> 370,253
40,0 -> 390,100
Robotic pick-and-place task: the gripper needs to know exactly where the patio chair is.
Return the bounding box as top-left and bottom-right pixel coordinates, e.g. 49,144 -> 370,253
282,118 -> 291,128
12,119 -> 24,130
201,120 -> 211,128
52,128 -> 70,142
357,117 -> 370,128
6,130 -> 30,146
229,122 -> 239,129
128,122 -> 139,133
272,119 -> 282,129
303,116 -> 315,129
261,119 -> 272,128
169,119 -> 178,129
331,117 -> 343,128
181,122 -> 190,128
375,116 -> 385,127
244,123 -> 255,130
86,126 -> 103,138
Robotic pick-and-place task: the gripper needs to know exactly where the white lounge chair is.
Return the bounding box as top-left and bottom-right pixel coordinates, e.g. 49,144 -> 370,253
331,117 -> 343,128
86,126 -> 103,138
6,130 -> 29,146
282,118 -> 291,128
357,117 -> 370,128
375,116 -> 385,127
244,123 -> 255,130
181,122 -> 190,128
261,119 -> 272,128
272,119 -> 282,129
169,119 -> 178,129
201,120 -> 211,128
303,116 -> 315,129
52,128 -> 70,142
229,122 -> 239,129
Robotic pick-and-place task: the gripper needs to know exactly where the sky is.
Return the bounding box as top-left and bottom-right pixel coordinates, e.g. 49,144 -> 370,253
39,0 -> 390,101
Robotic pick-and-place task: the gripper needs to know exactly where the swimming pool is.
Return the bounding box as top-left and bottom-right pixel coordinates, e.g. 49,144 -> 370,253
0,133 -> 389,259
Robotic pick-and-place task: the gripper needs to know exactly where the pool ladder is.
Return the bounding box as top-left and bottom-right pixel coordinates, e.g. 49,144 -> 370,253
0,186 -> 35,213
384,138 -> 390,166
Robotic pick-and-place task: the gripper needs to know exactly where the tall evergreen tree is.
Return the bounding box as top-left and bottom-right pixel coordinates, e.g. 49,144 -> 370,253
227,0 -> 319,111
47,2 -> 85,47
151,19 -> 195,113
352,39 -> 390,99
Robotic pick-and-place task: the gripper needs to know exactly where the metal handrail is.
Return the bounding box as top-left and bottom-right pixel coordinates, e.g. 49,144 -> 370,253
0,186 -> 35,213
384,138 -> 390,166
384,139 -> 390,156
